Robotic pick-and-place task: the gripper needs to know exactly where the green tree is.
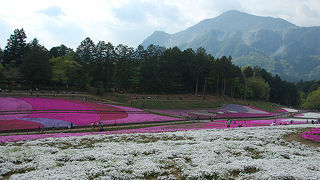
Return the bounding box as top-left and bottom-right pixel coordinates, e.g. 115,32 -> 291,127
0,47 -> 3,64
51,53 -> 82,88
76,37 -> 96,66
0,63 -> 3,79
242,66 -> 253,78
302,87 -> 320,110
3,28 -> 27,66
139,45 -> 164,93
49,44 -> 74,58
2,66 -> 22,87
93,41 -> 115,89
114,44 -> 134,92
20,38 -> 52,86
247,77 -> 270,100
191,47 -> 211,96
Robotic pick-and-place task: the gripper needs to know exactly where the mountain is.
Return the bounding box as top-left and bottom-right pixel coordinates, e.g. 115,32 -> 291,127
142,10 -> 320,81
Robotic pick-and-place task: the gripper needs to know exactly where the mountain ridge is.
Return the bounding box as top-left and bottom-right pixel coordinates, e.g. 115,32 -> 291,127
142,10 -> 320,81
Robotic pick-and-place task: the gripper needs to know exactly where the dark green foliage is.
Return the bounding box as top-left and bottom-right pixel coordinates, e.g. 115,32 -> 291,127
242,66 -> 254,78
247,77 -> 270,100
20,38 -> 52,86
302,87 -> 320,110
49,44 -> 74,58
3,28 -> 27,66
0,47 -> 3,64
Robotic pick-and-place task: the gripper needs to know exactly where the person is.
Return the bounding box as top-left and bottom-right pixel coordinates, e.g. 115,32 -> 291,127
38,125 -> 41,133
29,89 -> 33,96
227,119 -> 231,128
99,126 -> 105,132
36,88 -> 39,97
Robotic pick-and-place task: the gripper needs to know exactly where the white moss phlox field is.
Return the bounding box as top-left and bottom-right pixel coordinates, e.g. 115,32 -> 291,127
0,124 -> 320,179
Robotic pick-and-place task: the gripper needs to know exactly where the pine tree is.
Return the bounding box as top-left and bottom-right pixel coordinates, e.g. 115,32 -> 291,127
20,38 -> 51,86
3,28 -> 27,66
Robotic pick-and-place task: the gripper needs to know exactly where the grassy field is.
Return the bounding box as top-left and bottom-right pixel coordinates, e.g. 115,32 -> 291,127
121,94 -> 281,112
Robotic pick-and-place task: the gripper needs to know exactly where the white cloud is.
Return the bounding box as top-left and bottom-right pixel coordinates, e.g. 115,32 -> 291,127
0,0 -> 319,50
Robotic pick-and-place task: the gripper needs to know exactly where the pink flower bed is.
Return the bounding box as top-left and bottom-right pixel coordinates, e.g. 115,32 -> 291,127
158,104 -> 279,119
0,97 -> 32,120
153,109 -> 195,117
19,98 -> 100,126
0,118 -> 306,143
101,105 -> 183,125
1,97 -> 184,131
69,100 -> 128,121
301,128 -> 320,142
276,108 -> 288,113
0,122 -> 248,143
0,120 -> 43,131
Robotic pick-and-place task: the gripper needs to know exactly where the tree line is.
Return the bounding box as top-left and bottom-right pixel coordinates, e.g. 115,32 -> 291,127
0,28 -> 304,107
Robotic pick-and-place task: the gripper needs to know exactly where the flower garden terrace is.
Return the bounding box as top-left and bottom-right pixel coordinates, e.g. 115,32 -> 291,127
0,97 -> 184,132
1,96 -> 320,144
0,96 -> 300,132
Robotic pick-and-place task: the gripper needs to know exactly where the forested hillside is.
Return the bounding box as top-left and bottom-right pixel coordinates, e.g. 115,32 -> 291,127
0,29 -> 300,106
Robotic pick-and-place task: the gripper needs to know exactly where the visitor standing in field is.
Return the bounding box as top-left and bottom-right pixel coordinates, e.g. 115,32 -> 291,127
227,119 -> 231,128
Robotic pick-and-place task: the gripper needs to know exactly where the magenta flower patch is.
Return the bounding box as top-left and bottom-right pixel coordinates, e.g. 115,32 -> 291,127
0,120 -> 43,131
154,104 -> 279,119
0,97 -> 32,120
0,97 -> 183,131
301,128 -> 320,142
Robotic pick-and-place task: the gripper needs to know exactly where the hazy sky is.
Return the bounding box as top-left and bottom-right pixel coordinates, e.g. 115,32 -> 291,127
0,0 -> 320,50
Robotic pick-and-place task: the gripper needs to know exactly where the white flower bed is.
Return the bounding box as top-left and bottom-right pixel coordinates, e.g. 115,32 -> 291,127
282,118 -> 319,123
282,108 -> 299,113
0,125 -> 320,179
296,112 -> 320,118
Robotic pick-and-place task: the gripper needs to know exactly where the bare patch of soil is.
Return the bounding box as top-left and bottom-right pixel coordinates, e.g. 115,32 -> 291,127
284,128 -> 320,147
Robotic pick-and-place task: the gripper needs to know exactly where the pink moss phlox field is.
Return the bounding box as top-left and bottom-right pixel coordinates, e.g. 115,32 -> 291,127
300,128 -> 320,142
101,105 -> 183,125
169,104 -> 280,119
0,120 -> 43,131
0,97 -> 32,120
0,118 -> 308,143
69,100 -> 128,121
276,108 -> 288,113
19,97 -> 100,125
152,109 -> 195,117
0,122 -> 244,143
1,97 -> 183,131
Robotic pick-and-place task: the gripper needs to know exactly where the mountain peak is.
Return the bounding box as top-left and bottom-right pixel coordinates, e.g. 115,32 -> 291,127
196,10 -> 296,32
141,10 -> 320,81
